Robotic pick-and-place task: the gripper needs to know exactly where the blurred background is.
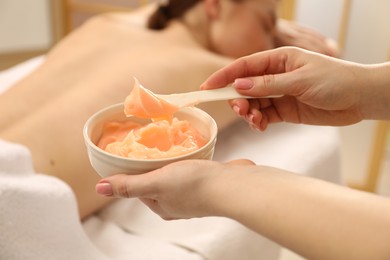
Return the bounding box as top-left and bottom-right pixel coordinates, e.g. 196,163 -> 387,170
0,0 -> 389,258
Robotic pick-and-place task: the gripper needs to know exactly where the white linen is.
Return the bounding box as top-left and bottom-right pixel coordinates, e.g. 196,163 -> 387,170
0,56 -> 45,94
214,120 -> 341,183
0,57 -> 341,260
85,199 -> 280,260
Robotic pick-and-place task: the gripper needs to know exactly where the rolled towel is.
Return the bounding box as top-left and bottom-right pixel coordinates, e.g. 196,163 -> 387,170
0,140 -> 108,260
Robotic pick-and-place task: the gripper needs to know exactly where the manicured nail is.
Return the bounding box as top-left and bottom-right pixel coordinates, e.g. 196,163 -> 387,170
96,182 -> 113,196
247,113 -> 254,122
234,78 -> 253,90
233,105 -> 241,115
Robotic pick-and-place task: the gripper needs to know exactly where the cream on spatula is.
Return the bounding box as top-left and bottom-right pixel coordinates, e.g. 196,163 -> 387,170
124,77 -> 280,119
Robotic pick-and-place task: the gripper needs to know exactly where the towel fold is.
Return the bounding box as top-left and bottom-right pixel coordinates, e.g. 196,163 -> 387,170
83,216 -> 204,260
89,199 -> 280,260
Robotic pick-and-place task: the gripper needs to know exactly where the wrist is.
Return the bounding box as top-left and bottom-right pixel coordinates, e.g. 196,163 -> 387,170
203,165 -> 254,218
361,63 -> 390,120
206,165 -> 271,220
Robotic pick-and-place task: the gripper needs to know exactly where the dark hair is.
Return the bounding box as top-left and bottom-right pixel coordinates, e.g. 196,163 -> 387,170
147,0 -> 201,30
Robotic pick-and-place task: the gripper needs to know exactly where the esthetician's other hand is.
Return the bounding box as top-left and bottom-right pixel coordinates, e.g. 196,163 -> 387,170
95,159 -> 255,220
274,19 -> 339,57
201,47 -> 390,131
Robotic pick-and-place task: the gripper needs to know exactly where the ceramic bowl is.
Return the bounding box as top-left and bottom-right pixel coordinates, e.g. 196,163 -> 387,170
83,103 -> 217,178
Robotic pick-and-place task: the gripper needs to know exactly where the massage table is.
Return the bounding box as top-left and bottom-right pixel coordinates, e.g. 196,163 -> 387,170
0,56 -> 341,259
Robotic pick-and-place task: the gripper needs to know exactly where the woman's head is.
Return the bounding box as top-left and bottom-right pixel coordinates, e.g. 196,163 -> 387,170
147,0 -> 200,30
147,0 -> 278,58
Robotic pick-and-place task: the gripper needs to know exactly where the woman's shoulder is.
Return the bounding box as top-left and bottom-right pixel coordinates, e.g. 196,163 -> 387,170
92,3 -> 156,28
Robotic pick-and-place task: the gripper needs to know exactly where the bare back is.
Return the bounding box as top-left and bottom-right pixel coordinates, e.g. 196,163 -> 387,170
0,11 -> 235,218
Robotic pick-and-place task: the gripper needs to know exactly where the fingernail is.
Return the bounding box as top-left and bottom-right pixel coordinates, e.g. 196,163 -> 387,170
233,105 -> 240,115
247,113 -> 254,122
234,78 -> 253,90
96,182 -> 113,196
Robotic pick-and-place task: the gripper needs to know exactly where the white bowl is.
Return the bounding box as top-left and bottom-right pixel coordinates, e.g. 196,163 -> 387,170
83,103 -> 218,178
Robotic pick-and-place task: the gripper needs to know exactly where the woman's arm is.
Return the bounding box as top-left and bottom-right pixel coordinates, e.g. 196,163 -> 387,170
361,62 -> 390,120
216,165 -> 390,260
274,19 -> 340,57
97,160 -> 390,259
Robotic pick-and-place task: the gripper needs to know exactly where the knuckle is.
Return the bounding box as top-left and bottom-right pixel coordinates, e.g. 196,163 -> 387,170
116,183 -> 133,198
262,74 -> 275,90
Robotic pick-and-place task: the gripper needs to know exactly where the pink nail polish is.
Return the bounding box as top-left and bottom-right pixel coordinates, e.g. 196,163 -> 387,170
247,114 -> 254,122
233,105 -> 240,115
234,78 -> 253,90
96,182 -> 113,196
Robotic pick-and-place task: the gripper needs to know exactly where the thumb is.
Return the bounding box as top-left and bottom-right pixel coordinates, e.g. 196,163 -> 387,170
96,171 -> 159,198
233,72 -> 296,97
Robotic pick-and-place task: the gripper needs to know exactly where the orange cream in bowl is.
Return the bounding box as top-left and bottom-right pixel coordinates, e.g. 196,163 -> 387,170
97,118 -> 207,159
83,78 -> 217,177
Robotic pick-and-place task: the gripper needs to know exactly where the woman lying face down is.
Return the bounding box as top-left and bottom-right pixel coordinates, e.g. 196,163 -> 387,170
146,0 -> 337,58
0,0 -> 338,219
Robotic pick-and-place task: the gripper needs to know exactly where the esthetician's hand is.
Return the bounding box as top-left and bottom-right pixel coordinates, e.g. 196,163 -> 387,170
95,159 -> 255,220
201,47 -> 387,131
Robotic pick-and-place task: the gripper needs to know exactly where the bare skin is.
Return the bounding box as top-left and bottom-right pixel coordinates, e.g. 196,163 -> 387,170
0,14 -> 235,219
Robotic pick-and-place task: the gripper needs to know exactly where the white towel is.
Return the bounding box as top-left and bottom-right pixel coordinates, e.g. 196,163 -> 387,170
87,199 -> 280,260
0,140 -> 108,260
